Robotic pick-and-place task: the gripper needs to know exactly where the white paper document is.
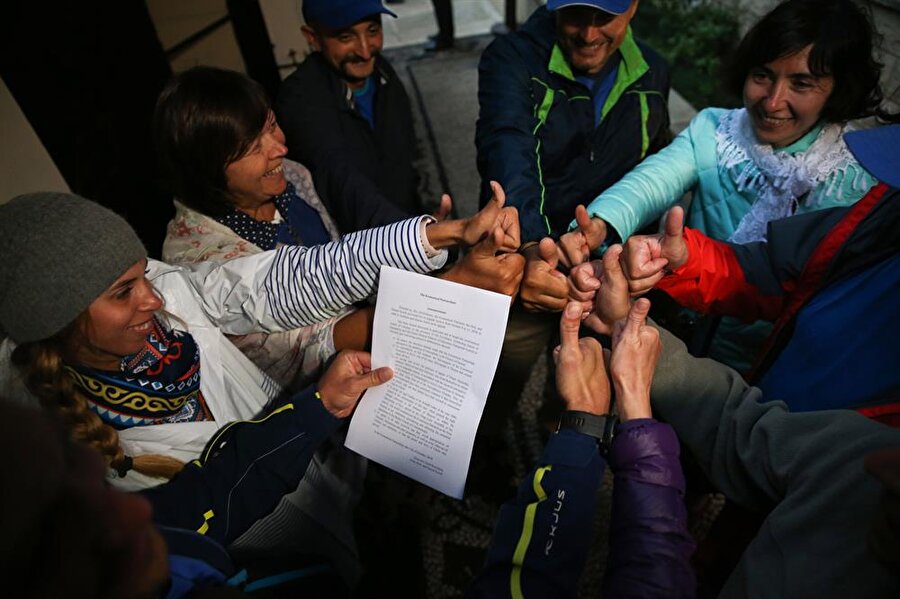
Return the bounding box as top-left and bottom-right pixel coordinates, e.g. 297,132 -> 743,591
345,266 -> 511,498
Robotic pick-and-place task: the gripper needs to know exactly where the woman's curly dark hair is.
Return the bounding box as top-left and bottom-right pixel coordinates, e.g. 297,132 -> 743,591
727,0 -> 895,123
153,66 -> 271,217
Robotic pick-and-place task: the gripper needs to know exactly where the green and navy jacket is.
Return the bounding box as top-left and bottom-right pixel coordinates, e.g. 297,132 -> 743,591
476,6 -> 671,241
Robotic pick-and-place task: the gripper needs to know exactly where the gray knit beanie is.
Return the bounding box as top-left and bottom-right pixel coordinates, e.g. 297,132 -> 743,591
0,192 -> 147,344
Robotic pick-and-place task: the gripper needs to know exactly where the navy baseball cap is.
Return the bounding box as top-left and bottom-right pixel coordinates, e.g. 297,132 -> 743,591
302,0 -> 397,30
844,125 -> 900,189
547,0 -> 633,15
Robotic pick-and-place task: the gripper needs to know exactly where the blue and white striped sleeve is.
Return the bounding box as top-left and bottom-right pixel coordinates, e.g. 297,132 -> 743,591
265,216 -> 446,328
180,217 -> 447,335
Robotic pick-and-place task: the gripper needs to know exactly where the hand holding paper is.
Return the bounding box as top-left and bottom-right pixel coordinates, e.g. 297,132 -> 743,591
345,267 -> 510,498
317,350 -> 393,419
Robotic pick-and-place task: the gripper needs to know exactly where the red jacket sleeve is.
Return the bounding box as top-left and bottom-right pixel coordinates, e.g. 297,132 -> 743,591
656,227 -> 786,322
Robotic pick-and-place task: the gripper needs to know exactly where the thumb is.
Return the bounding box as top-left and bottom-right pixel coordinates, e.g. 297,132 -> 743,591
489,180 -> 506,209
575,204 -> 592,231
662,206 -> 688,268
538,237 -> 558,269
602,244 -> 626,285
359,366 -> 394,391
433,194 -> 452,221
559,301 -> 583,352
577,205 -> 606,248
664,206 -> 684,242
623,298 -> 652,339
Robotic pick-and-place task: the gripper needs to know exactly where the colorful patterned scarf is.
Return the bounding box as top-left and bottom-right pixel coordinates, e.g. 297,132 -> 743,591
67,317 -> 211,428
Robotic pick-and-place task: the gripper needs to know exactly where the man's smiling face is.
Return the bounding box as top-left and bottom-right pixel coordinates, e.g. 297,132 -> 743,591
555,2 -> 638,75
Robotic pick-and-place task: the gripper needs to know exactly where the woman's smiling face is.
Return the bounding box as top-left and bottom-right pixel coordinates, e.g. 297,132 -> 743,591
224,111 -> 288,211
743,45 -> 835,148
71,260 -> 163,370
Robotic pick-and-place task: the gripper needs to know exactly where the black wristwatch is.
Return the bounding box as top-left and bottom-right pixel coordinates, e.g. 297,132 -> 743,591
557,410 -> 617,455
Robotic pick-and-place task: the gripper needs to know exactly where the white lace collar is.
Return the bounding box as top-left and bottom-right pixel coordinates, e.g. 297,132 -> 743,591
716,108 -> 857,243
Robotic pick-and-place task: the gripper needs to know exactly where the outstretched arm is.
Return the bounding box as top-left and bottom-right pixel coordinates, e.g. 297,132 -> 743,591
618,206 -> 782,321
648,323 -> 900,596
176,190 -> 521,335
175,216 -> 446,334
603,300 -> 695,598
470,302 -> 611,598
472,302 -> 694,598
577,119 -> 699,242
142,350 -> 392,547
623,205 -> 852,322
475,37 -> 551,242
661,234 -> 783,320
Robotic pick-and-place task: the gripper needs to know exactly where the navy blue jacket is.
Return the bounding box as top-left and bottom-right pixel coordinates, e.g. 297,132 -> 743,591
140,387 -> 344,597
476,7 -> 671,241
277,53 -> 421,229
470,420 -> 695,598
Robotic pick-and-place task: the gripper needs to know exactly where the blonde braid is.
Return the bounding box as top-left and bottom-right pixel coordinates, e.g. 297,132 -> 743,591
11,338 -> 184,479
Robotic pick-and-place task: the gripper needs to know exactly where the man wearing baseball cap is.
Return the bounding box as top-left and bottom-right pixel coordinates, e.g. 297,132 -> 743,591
277,0 -> 423,227
477,0 -> 671,276
474,1 -> 671,440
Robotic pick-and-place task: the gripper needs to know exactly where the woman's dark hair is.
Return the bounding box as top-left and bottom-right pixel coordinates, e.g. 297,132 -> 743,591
727,0 -> 891,123
154,66 -> 271,217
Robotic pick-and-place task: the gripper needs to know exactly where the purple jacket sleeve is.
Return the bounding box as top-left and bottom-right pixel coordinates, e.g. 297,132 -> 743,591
603,419 -> 696,598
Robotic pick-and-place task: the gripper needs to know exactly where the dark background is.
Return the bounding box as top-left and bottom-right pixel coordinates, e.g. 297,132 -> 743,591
0,0 -> 279,257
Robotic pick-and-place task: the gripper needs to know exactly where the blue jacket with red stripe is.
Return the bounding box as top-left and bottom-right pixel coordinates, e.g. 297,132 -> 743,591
657,183 -> 900,420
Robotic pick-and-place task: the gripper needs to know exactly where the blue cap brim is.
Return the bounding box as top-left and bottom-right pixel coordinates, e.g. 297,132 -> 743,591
546,0 -> 632,15
844,125 -> 900,189
308,6 -> 397,31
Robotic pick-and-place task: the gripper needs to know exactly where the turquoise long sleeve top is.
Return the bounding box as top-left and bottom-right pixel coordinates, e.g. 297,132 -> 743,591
577,107 -> 877,373
579,108 -> 876,242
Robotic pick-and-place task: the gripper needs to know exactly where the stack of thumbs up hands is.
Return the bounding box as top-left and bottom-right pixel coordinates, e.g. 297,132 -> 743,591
567,206 -> 689,335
